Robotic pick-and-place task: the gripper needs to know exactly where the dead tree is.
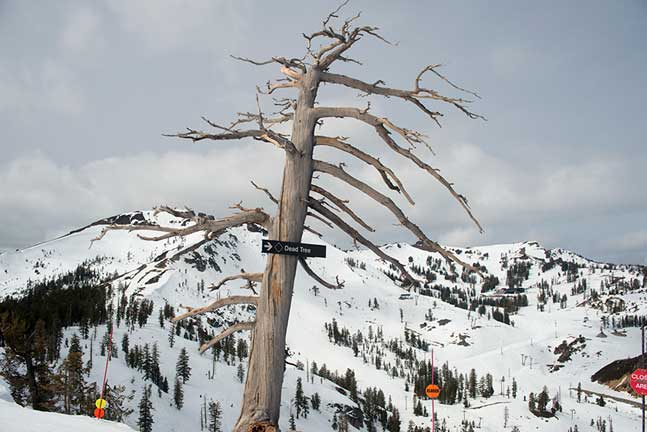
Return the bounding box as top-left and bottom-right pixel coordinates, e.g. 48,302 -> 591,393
95,3 -> 484,431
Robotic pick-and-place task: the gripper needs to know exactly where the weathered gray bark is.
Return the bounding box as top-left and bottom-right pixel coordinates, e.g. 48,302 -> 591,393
233,68 -> 321,432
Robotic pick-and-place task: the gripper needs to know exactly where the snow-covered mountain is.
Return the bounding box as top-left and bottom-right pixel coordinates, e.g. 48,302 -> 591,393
0,208 -> 645,432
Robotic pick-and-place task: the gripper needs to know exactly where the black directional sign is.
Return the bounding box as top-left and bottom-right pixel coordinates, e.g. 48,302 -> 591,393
261,239 -> 326,258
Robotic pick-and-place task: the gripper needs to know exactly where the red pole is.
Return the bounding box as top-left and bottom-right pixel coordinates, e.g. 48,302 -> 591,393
642,324 -> 645,432
431,348 -> 435,432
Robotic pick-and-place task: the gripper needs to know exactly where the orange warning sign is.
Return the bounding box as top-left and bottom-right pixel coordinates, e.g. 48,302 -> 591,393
425,384 -> 440,399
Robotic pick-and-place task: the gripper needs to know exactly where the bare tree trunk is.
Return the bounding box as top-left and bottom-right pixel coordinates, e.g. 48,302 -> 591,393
233,69 -> 320,432
95,8 -> 484,430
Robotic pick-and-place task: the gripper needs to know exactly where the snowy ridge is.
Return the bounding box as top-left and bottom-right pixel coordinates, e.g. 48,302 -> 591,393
0,209 -> 645,431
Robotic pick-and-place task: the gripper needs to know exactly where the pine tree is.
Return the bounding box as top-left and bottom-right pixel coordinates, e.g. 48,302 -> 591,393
386,407 -> 401,432
237,363 -> 245,383
151,343 -> 161,385
289,413 -> 297,431
31,319 -> 58,410
57,333 -> 88,414
173,378 -> 184,409
158,308 -> 164,328
176,347 -> 191,383
487,373 -> 495,397
537,387 -> 550,413
162,376 -> 169,393
344,369 -> 358,401
528,392 -> 536,413
137,385 -> 154,432
208,400 -> 222,432
0,347 -> 28,406
143,343 -> 152,381
236,338 -> 248,362
80,320 -> 89,339
103,382 -> 134,422
100,324 -> 115,358
468,369 -> 477,398
294,377 -> 309,418
310,392 -> 321,411
414,400 -> 423,416
122,333 -> 129,355
511,377 -> 517,399
168,323 -> 176,348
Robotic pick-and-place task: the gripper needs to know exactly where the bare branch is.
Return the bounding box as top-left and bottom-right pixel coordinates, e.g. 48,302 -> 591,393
298,257 -> 344,289
307,197 -> 415,285
138,231 -> 188,242
315,135 -> 414,205
416,64 -> 481,99
255,93 -> 265,130
320,65 -> 484,123
337,54 -> 363,65
323,0 -> 350,28
304,225 -> 323,238
163,128 -> 264,143
313,107 -> 483,233
230,55 -> 306,73
152,205 -> 196,220
313,160 -> 482,276
228,112 -> 293,130
258,80 -> 298,95
199,321 -> 255,354
208,272 -> 263,291
173,296 -> 258,322
310,184 -> 374,232
307,211 -> 334,229
90,224 -> 177,246
166,121 -> 297,154
251,181 -> 278,204
318,25 -> 392,70
165,238 -> 210,264
301,2 -> 392,70
92,207 -> 272,247
259,130 -> 299,154
315,106 -> 430,150
230,55 -> 274,66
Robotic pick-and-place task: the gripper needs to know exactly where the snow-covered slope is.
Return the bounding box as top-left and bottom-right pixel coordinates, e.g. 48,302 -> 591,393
0,209 -> 645,432
0,399 -> 136,432
0,378 -> 135,432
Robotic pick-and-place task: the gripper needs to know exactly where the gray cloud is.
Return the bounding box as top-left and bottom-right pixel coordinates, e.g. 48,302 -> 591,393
0,146 -> 282,248
0,0 -> 645,264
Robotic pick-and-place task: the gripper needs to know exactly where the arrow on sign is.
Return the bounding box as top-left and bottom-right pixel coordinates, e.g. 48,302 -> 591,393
263,242 -> 273,252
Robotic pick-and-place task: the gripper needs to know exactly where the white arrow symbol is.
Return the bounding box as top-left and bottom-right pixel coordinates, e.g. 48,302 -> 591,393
263,242 -> 273,252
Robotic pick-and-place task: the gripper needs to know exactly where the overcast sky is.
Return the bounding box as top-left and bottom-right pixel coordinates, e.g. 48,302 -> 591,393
1,0 -> 645,265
